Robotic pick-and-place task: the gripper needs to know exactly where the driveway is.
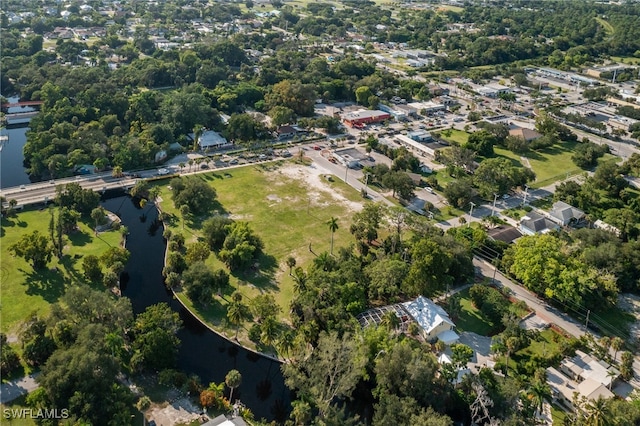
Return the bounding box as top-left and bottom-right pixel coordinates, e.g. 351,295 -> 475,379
0,373 -> 40,404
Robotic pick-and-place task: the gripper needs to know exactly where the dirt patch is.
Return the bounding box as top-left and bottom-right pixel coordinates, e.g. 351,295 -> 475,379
146,397 -> 203,426
274,163 -> 363,213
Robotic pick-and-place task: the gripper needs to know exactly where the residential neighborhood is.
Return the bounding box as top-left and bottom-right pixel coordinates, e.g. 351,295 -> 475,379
2,0 -> 640,425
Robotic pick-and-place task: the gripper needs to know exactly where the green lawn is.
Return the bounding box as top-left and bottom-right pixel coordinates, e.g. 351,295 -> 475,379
158,161 -> 366,331
494,141 -> 585,189
439,129 -> 470,145
0,394 -> 37,426
0,209 -> 123,335
454,288 -> 498,336
516,328 -> 566,359
551,403 -> 569,425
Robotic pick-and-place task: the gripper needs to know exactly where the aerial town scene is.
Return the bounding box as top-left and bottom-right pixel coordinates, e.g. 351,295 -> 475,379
2,0 -> 640,424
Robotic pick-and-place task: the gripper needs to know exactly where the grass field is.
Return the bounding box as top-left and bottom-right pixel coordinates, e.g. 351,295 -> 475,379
494,142 -> 581,189
0,394 -> 37,426
0,209 -> 123,335
454,288 -> 498,336
157,161 -> 366,331
439,129 -> 470,145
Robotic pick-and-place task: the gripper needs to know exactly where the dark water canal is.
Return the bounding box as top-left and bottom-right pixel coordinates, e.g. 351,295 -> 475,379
101,195 -> 290,422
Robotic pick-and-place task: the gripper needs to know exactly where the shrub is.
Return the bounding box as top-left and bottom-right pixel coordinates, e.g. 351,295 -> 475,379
136,396 -> 151,411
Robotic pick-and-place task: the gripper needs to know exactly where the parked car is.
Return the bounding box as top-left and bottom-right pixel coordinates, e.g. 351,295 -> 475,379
157,168 -> 170,175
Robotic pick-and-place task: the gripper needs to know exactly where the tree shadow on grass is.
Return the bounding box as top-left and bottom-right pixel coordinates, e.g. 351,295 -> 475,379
67,230 -> 92,247
520,150 -> 545,162
58,255 -> 86,285
229,253 -> 279,292
21,267 -> 66,303
201,173 -> 225,181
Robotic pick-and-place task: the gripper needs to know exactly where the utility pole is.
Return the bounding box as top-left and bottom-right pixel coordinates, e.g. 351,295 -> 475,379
492,193 -> 498,217
522,185 -> 529,206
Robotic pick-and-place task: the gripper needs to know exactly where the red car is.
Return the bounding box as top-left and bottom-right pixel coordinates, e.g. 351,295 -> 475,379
313,145 -> 321,150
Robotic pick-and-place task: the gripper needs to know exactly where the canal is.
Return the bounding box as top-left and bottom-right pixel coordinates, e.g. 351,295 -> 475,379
101,195 -> 290,422
0,126 -> 31,189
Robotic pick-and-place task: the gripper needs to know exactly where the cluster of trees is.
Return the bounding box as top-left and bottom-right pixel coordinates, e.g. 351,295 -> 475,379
571,140 -> 609,169
16,286 -> 182,424
442,154 -> 535,206
9,184 -> 111,271
502,233 -> 620,309
555,159 -> 639,241
170,176 -> 217,215
469,284 -> 513,326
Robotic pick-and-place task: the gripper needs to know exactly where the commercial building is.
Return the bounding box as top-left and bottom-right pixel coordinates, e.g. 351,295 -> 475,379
341,109 -> 390,127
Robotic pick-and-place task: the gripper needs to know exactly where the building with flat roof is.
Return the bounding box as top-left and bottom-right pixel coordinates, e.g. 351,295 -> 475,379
408,101 -> 446,115
341,109 -> 390,127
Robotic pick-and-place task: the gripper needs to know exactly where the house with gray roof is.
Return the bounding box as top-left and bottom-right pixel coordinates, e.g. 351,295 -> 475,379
519,211 -> 559,236
549,201 -> 585,226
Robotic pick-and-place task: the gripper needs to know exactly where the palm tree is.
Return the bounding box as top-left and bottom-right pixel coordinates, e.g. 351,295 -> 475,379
327,217 -> 339,255
179,162 -> 185,173
260,316 -> 279,348
610,336 -> 623,362
380,310 -> 400,333
227,293 -> 249,340
434,340 -> 446,354
8,199 -> 17,216
225,369 -> 242,403
606,369 -> 618,391
188,158 -> 194,172
276,329 -> 295,361
313,251 -> 336,271
527,379 -> 551,419
584,397 -> 613,426
285,256 -> 296,275
208,381 -> 225,398
291,267 -> 307,293
112,166 -> 123,178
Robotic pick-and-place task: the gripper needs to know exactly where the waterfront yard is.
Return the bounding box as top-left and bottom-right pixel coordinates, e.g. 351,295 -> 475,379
158,160 -> 366,339
0,208 -> 123,335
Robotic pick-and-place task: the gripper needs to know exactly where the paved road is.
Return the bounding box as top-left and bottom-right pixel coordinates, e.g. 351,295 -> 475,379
0,373 -> 40,404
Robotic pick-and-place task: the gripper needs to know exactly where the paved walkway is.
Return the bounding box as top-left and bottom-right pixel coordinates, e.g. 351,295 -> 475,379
0,373 -> 40,404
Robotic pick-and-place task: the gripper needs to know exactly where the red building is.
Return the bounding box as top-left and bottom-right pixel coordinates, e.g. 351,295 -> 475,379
341,109 -> 391,127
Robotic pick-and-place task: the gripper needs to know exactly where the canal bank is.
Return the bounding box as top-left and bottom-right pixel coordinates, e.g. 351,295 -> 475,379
102,194 -> 290,422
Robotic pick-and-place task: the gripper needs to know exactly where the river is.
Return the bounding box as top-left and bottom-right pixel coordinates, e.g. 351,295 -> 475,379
101,195 -> 290,422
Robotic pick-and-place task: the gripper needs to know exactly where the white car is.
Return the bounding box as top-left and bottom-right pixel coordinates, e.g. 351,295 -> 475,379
157,168 -> 170,176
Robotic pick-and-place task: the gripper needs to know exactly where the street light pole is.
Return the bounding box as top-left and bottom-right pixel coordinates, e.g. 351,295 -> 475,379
468,201 -> 476,227
344,164 -> 348,182
522,185 -> 529,206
